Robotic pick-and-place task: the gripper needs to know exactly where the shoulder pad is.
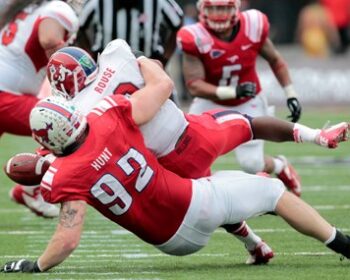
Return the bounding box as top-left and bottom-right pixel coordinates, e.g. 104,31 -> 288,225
241,9 -> 269,43
177,23 -> 214,55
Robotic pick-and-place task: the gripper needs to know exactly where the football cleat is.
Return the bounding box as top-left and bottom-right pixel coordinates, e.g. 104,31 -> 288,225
316,122 -> 349,149
9,185 -> 59,218
276,155 -> 301,197
246,241 -> 274,265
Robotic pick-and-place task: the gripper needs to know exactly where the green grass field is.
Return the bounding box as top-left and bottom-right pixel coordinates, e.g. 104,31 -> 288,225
0,107 -> 349,280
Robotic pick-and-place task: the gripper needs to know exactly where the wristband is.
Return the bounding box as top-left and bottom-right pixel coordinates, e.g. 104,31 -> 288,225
33,260 -> 42,273
136,55 -> 148,61
284,84 -> 298,98
293,123 -> 320,143
215,86 -> 236,100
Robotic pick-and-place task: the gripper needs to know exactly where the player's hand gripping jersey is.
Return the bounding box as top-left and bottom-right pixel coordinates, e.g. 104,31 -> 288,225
177,10 -> 269,106
71,39 -> 189,158
0,1 -> 78,95
41,95 -> 193,245
55,39 -> 254,179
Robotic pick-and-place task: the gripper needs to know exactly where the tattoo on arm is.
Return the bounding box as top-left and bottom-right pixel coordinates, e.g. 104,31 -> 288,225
59,201 -> 85,228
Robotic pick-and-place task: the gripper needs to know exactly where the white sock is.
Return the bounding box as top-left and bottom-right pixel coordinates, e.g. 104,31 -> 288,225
232,222 -> 262,251
293,123 -> 320,143
273,157 -> 285,174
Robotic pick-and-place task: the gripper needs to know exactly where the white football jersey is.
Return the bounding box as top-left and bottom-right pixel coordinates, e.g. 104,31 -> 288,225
0,1 -> 79,95
73,39 -> 188,157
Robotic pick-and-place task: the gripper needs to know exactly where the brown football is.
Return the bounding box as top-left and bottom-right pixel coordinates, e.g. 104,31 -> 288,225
3,153 -> 50,186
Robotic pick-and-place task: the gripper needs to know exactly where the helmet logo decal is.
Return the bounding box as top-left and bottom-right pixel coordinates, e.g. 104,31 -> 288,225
48,64 -> 74,85
33,122 -> 53,144
210,49 -> 225,59
79,55 -> 95,70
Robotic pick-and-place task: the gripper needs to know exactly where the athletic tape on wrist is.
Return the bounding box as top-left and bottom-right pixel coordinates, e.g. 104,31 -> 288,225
284,84 -> 298,98
216,86 -> 236,100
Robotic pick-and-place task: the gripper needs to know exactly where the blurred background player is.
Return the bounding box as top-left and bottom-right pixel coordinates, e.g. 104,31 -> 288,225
177,0 -> 303,196
297,0 -> 341,58
321,0 -> 350,54
0,0 -> 81,218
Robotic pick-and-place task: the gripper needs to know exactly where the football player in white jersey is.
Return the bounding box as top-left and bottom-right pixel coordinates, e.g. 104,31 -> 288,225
39,39 -> 348,265
0,0 -> 82,218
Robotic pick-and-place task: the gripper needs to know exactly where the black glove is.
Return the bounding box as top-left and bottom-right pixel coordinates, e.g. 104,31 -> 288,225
236,82 -> 257,99
131,49 -> 145,58
286,97 -> 302,123
1,259 -> 41,273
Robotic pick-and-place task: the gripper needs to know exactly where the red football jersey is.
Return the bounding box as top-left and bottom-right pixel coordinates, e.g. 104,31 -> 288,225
40,95 -> 192,245
177,9 -> 269,106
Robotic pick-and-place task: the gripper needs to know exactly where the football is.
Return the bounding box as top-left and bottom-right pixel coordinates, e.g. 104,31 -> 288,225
3,153 -> 51,186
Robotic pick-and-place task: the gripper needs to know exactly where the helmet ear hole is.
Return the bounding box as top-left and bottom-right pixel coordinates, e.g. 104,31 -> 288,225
47,47 -> 98,100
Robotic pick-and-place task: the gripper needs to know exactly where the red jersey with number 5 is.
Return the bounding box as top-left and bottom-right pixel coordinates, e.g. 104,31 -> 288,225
40,95 -> 193,245
0,1 -> 78,95
177,10 -> 269,106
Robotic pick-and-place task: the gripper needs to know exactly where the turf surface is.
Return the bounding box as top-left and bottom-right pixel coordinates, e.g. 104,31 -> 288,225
0,107 -> 349,279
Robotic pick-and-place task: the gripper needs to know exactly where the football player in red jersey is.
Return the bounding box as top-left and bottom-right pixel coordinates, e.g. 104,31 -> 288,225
177,0 -> 303,196
0,1 -> 83,218
9,40 -> 349,265
1,58 -> 350,273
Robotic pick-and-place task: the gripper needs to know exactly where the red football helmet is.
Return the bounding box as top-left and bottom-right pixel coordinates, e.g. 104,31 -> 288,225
47,47 -> 98,99
197,0 -> 241,33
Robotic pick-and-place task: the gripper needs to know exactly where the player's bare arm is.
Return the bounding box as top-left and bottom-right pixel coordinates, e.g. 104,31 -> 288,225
260,38 -> 302,122
182,53 -> 218,100
0,200 -> 87,273
259,38 -> 291,87
38,18 -> 67,59
37,200 -> 87,271
183,53 -> 256,101
131,58 -> 174,125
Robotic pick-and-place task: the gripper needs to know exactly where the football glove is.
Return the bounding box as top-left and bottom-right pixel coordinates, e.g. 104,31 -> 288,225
1,259 -> 41,273
286,97 -> 302,123
315,122 -> 349,148
131,49 -> 145,58
236,82 -> 257,99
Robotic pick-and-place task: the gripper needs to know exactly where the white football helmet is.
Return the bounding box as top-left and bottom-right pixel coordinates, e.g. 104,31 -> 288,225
197,0 -> 241,33
30,96 -> 87,156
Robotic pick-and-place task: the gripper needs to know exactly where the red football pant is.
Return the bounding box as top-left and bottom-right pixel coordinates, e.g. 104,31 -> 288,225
158,109 -> 252,179
0,92 -> 40,138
